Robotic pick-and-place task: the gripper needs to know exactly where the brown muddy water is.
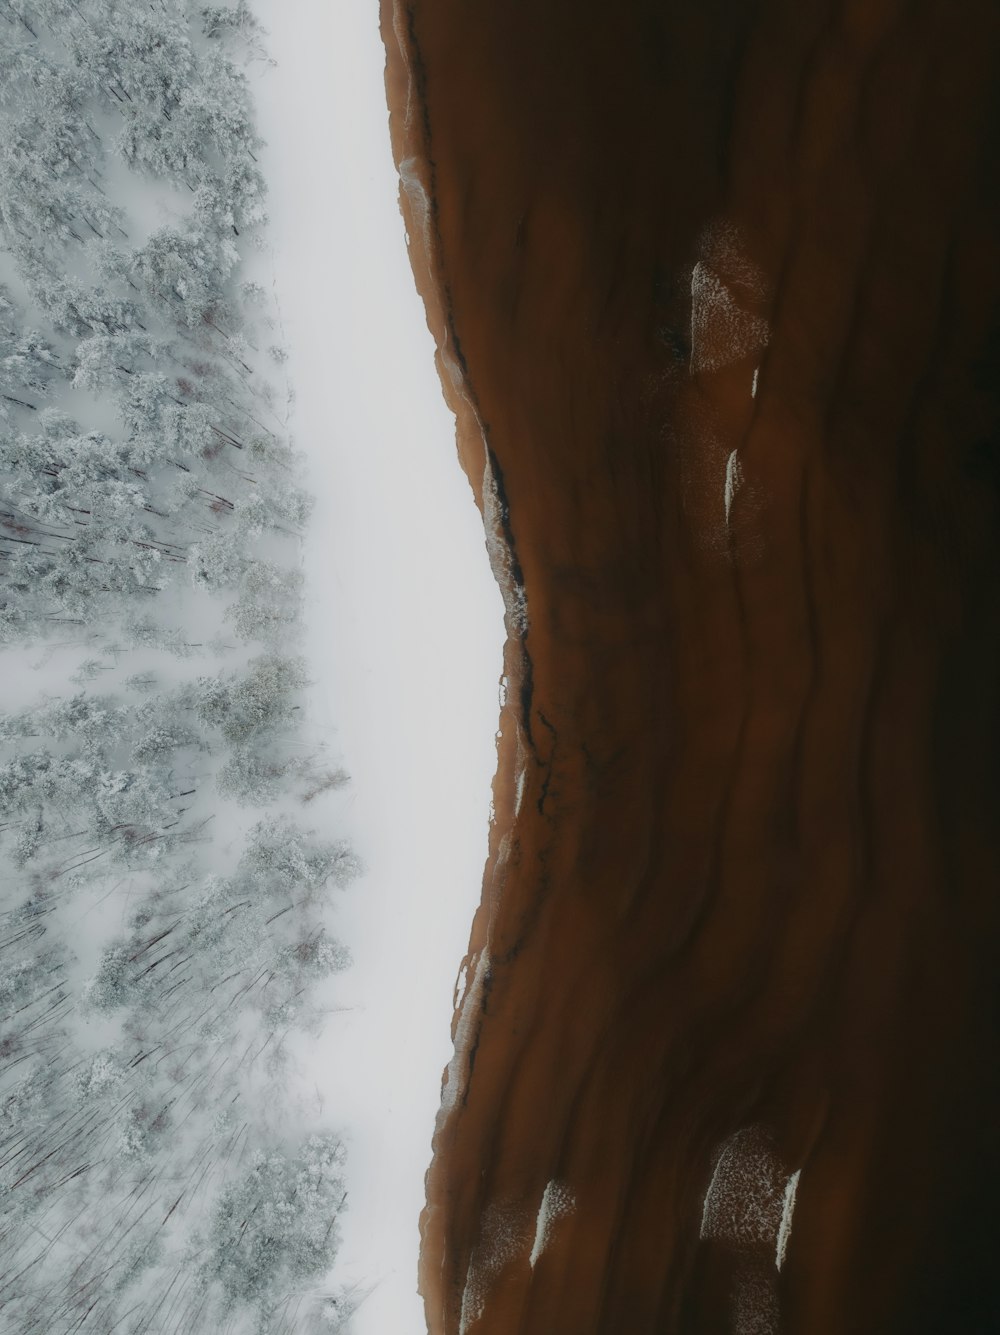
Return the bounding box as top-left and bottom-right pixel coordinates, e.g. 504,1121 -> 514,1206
380,1 -> 1000,1331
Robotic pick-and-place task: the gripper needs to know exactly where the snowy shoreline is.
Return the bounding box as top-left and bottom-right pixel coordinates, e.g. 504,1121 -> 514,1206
250,2 -> 504,1330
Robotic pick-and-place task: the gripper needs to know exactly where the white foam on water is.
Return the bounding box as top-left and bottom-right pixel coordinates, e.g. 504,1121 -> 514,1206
700,1126 -> 802,1332
390,0 -> 416,131
514,765 -> 528,819
724,450 -> 743,525
439,335 -> 469,399
689,261 -> 770,376
733,1263 -> 781,1335
700,1125 -> 790,1251
511,725 -> 530,819
688,219 -> 770,376
398,154 -> 433,261
439,947 -> 491,1116
458,1199 -> 532,1334
698,219 -> 768,299
752,365 -> 760,398
775,1168 -> 800,1272
528,1179 -> 577,1269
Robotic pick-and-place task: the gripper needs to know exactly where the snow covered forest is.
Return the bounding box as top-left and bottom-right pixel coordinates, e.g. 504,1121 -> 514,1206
0,2 -> 363,1330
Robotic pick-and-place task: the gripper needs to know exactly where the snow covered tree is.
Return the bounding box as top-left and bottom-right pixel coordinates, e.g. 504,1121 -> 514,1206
120,614 -> 207,657
0,52 -> 123,259
71,330 -> 158,396
69,1 -> 197,128
8,690 -> 129,753
189,653 -> 307,745
201,0 -> 270,64
233,478 -> 313,537
84,812 -> 355,1044
0,287 -> 62,417
82,939 -> 153,1012
0,411 -> 193,635
121,372 -> 219,466
0,942 -> 67,1022
12,248 -> 143,335
215,746 -> 300,804
189,531 -> 256,591
195,1135 -> 347,1326
237,815 -> 361,901
132,223 -> 239,328
227,586 -> 300,642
